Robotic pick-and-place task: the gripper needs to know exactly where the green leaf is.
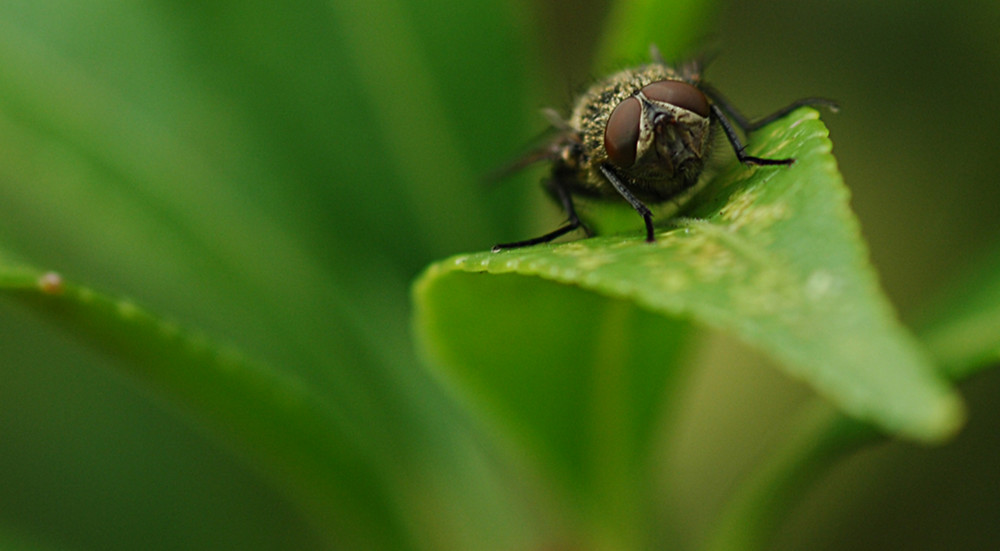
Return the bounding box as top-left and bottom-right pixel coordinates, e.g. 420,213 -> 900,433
413,108 -> 964,485
415,267 -> 691,546
917,239 -> 1000,381
0,522 -> 72,551
0,3 -> 550,549
595,0 -> 718,68
700,401 -> 878,551
703,236 -> 1000,551
0,256 -> 411,551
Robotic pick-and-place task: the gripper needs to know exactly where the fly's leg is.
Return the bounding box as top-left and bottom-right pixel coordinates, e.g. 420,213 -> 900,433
711,103 -> 796,166
491,176 -> 589,252
599,163 -> 656,243
702,84 -> 837,165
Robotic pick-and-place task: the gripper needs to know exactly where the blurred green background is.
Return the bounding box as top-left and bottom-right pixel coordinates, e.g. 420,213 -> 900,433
1,0 -> 998,549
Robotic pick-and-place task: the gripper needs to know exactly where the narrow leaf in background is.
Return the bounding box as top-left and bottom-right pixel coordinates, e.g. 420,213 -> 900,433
917,238 -> 1000,380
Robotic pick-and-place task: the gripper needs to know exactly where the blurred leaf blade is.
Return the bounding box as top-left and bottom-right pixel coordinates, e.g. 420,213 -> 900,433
701,401 -> 879,551
0,3 -> 353,377
415,265 -> 693,547
415,110 -> 963,461
595,0 -> 719,67
327,0 -> 487,252
0,523 -> 71,551
704,236 -> 1000,551
917,240 -> 1000,380
0,2 -> 554,549
0,258 -> 412,551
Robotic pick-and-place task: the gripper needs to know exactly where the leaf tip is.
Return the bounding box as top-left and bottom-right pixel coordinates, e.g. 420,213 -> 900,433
921,390 -> 967,442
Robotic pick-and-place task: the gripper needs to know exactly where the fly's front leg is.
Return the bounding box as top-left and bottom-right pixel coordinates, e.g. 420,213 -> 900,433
491,174 -> 588,252
702,83 -> 837,132
711,103 -> 795,166
703,84 -> 837,166
598,163 -> 656,243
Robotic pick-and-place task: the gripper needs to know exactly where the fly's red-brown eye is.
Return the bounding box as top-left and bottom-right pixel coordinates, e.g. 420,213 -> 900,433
641,80 -> 710,117
604,96 -> 641,167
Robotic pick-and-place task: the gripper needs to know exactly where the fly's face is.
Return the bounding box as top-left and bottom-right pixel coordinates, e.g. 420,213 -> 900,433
565,64 -> 716,198
603,79 -> 712,184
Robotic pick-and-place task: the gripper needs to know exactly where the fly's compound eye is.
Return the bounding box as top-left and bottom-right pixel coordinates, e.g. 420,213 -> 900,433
604,97 -> 641,167
641,80 -> 710,117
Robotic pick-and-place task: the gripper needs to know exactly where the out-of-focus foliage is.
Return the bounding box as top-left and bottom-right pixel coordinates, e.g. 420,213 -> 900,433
0,1 -> 543,549
1,0 -> 999,550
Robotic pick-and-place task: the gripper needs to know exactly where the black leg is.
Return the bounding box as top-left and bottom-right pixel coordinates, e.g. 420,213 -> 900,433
491,177 -> 587,252
701,83 -> 837,133
740,97 -> 839,131
599,164 -> 656,242
710,104 -> 795,166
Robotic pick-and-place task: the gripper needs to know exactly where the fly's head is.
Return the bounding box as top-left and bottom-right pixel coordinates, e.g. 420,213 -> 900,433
603,78 -> 713,184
